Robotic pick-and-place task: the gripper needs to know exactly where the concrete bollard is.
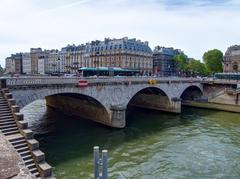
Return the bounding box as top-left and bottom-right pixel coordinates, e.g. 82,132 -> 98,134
21,129 -> 33,139
8,99 -> 16,106
27,139 -> 39,151
32,150 -> 45,163
102,150 -> 108,179
11,105 -> 20,113
1,88 -> 9,94
16,120 -> 28,129
38,162 -> 52,178
4,93 -> 12,99
94,146 -> 100,179
14,113 -> 24,121
93,146 -> 108,179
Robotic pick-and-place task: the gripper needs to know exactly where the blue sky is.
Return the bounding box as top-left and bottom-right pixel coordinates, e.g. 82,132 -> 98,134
0,0 -> 240,67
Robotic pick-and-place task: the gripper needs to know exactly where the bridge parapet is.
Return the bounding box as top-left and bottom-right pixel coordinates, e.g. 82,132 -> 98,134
1,77 -> 203,88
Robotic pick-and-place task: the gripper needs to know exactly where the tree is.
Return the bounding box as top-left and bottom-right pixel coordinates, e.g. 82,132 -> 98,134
188,59 -> 207,76
173,53 -> 189,75
203,49 -> 223,74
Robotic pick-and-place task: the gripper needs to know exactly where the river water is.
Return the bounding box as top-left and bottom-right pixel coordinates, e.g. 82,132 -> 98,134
21,100 -> 240,179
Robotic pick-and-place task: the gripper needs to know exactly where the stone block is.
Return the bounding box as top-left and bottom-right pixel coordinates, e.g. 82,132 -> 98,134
16,120 -> 28,129
4,93 -> 12,99
21,129 -> 33,139
38,162 -> 52,178
32,150 -> 45,163
11,105 -> 20,113
1,88 -> 9,94
27,139 -> 39,151
14,113 -> 24,121
8,99 -> 16,106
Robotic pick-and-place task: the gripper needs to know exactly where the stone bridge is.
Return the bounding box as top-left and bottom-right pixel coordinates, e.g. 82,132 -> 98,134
0,77 -> 203,128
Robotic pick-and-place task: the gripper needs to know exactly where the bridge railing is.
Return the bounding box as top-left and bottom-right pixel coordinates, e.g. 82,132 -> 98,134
1,76 -> 203,87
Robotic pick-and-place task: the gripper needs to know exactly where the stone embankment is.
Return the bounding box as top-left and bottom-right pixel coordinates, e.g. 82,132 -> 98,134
0,88 -> 54,179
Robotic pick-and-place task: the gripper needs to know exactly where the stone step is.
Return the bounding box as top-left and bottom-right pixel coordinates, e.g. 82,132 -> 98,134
0,106 -> 9,110
19,150 -> 31,157
26,163 -> 36,170
0,116 -> 14,120
3,130 -> 19,136
0,106 -> 10,110
0,117 -> 15,122
0,100 -> 7,103
7,133 -> 24,142
11,139 -> 26,146
0,108 -> 11,113
0,112 -> 12,117
13,142 -> 28,149
0,120 -> 15,125
22,154 -> 33,161
24,158 -> 34,165
32,171 -> 41,178
29,167 -> 39,175
0,115 -> 13,119
0,123 -> 17,129
16,146 -> 29,153
0,100 -> 7,102
0,103 -> 8,106
1,126 -> 18,133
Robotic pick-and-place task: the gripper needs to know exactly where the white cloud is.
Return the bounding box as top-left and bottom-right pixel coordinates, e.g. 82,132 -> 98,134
0,0 -> 240,67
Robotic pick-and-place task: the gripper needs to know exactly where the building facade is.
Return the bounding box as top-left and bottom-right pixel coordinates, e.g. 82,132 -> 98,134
22,53 -> 31,74
153,46 -> 181,76
87,37 -> 153,74
60,44 -> 86,74
224,45 -> 240,73
30,48 -> 48,74
5,53 -> 22,74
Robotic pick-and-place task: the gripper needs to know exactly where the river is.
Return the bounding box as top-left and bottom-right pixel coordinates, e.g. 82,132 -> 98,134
21,100 -> 240,179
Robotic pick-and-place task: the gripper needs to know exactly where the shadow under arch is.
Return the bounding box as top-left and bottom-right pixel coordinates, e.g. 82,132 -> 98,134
43,93 -> 111,127
180,85 -> 203,101
127,86 -> 171,113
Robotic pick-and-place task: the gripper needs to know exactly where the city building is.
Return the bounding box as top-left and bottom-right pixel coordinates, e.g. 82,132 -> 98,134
46,49 -> 59,74
87,37 -> 153,74
22,53 -> 31,74
224,45 -> 240,72
30,48 -> 47,74
5,53 -> 22,74
5,57 -> 13,74
153,46 -> 182,76
60,44 -> 86,74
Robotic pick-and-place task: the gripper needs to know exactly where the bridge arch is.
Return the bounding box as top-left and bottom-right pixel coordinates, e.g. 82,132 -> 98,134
14,87 -> 110,111
12,87 -> 117,127
180,85 -> 203,101
45,93 -> 111,126
127,86 -> 171,112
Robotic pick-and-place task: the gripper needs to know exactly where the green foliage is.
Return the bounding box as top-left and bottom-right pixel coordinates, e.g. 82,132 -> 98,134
188,59 -> 207,76
173,53 -> 189,72
203,49 -> 223,74
174,53 -> 207,76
